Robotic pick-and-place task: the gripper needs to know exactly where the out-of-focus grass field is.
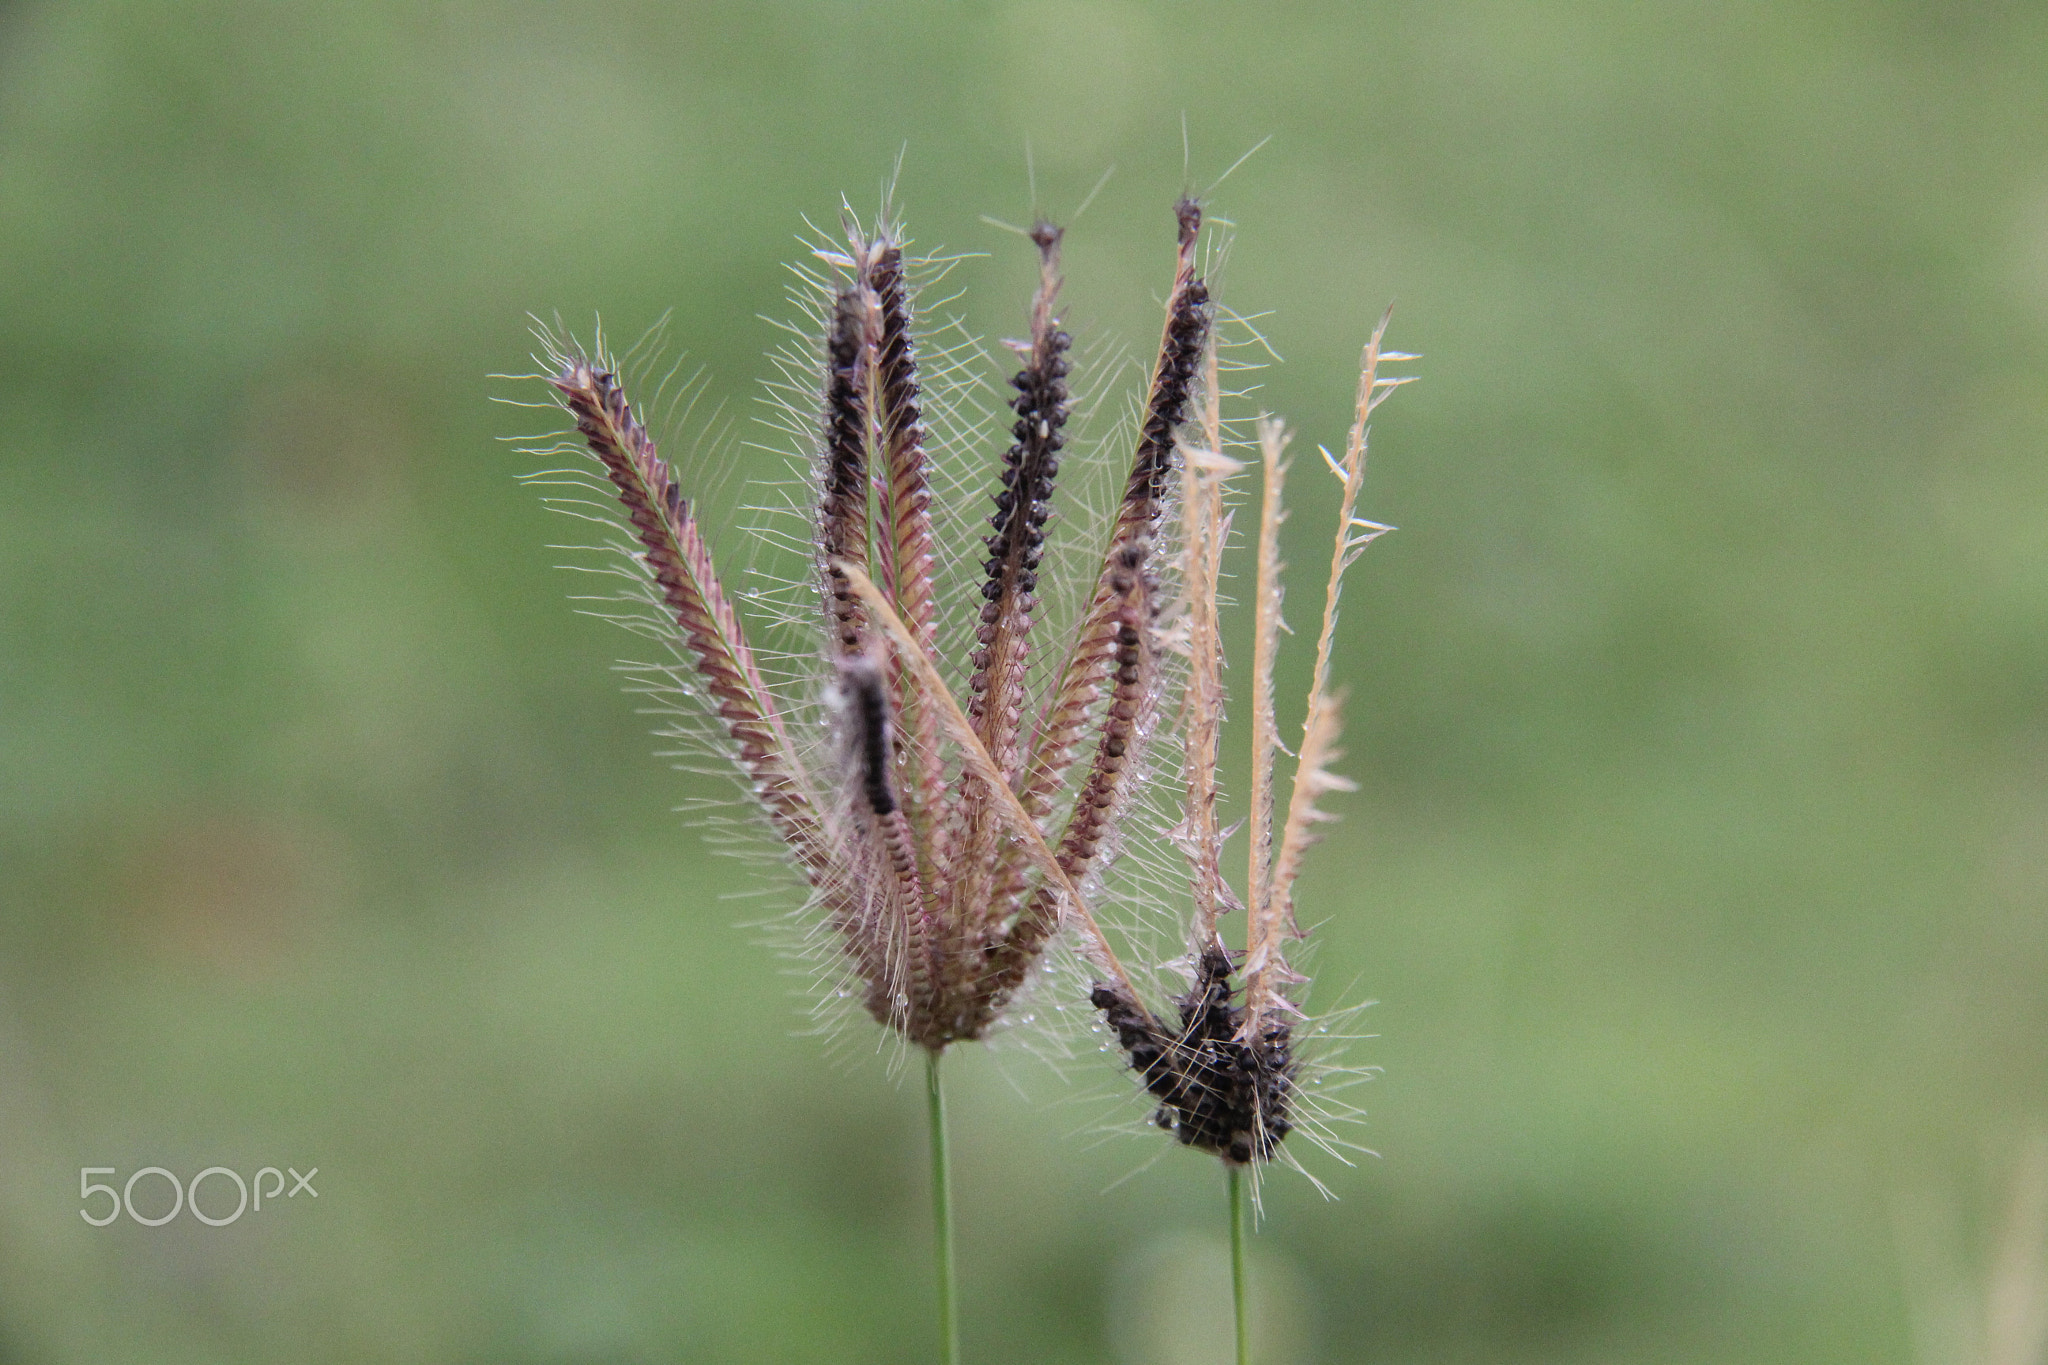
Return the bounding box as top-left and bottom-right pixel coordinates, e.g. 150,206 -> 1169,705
4,3 -> 2046,1362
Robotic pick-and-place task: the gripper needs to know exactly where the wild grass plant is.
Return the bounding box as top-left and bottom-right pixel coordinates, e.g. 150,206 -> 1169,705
509,177 -> 1408,1363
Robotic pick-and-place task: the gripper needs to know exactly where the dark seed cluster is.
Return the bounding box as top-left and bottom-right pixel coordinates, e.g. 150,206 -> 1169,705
982,322 -> 1067,604
868,246 -> 931,475
969,271 -> 1069,712
821,288 -> 869,654
1124,200 -> 1212,530
840,659 -> 896,817
1091,948 -> 1295,1166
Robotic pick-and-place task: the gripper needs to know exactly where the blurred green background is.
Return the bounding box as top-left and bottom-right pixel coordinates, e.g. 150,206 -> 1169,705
4,2 -> 2046,1362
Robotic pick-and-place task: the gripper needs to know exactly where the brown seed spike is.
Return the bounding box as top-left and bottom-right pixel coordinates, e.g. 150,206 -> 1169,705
968,220 -> 1068,766
864,243 -> 939,650
945,220 -> 1072,971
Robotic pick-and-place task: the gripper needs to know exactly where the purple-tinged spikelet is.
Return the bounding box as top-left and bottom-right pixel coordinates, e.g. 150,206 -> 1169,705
546,361 -> 826,878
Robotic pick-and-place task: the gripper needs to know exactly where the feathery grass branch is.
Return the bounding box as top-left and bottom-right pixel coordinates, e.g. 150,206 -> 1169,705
1181,344 -> 1239,948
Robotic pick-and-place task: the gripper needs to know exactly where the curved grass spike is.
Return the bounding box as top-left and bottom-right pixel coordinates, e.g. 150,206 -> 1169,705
547,359 -> 826,881
856,230 -> 947,841
968,221 -> 1068,764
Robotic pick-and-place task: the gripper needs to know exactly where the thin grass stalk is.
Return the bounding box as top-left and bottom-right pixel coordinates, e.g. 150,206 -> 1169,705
926,1048 -> 959,1365
1229,1164 -> 1251,1365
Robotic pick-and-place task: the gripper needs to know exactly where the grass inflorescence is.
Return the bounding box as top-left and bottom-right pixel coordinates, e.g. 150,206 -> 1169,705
509,175 -> 1410,1364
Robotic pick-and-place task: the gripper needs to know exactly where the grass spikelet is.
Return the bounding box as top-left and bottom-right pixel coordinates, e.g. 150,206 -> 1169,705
1018,197 -> 1210,829
1179,345 -> 1240,949
820,287 -> 871,655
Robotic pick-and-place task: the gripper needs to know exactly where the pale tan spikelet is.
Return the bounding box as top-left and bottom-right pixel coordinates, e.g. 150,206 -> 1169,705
1241,316 -> 1403,1038
1243,414 -> 1291,994
1179,343 -> 1241,947
1298,310 -> 1404,740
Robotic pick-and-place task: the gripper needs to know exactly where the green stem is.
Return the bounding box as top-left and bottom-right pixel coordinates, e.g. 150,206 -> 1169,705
1229,1164 -> 1250,1365
926,1048 -> 959,1365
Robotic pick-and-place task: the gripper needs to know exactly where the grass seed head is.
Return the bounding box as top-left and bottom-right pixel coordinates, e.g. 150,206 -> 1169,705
522,191 -> 1223,1060
517,181 -> 1408,1157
